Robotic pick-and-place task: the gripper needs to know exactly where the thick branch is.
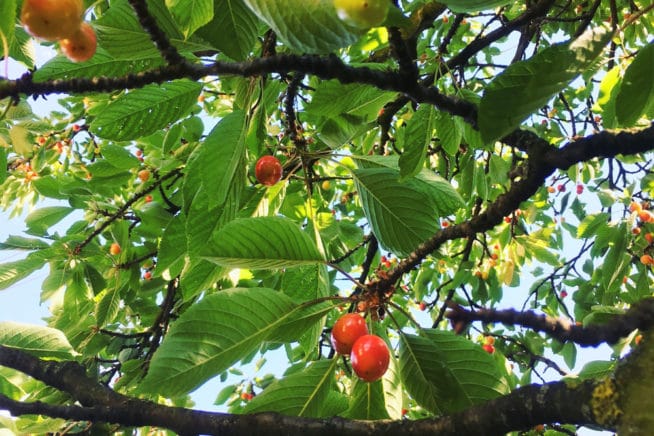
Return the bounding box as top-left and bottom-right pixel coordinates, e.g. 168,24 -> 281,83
0,342 -> 612,435
0,55 -> 476,124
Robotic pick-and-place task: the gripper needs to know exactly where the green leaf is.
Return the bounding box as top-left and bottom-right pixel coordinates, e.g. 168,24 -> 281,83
400,330 -> 508,414
342,379 -> 390,420
179,258 -> 226,301
166,0 -> 213,38
435,112 -> 463,156
201,217 -> 325,269
0,147 -> 6,184
196,0 -> 259,60
95,0 -> 212,59
141,288 -> 308,397
101,144 -> 140,170
595,65 -> 621,129
242,0 -> 362,53
0,236 -> 49,250
0,256 -> 47,291
398,105 -> 436,180
279,264 -> 331,354
0,0 -> 15,59
382,355 -> 403,419
267,300 -> 336,344
195,110 -> 247,208
33,50 -> 165,81
575,360 -> 616,380
479,25 -> 612,142
90,80 -> 203,141
0,322 -> 77,359
307,81 -> 395,121
577,213 -> 609,239
440,0 -> 510,12
352,161 -> 463,256
615,42 -> 654,126
156,215 -> 187,279
25,207 -> 75,236
94,288 -> 122,327
243,359 -> 337,417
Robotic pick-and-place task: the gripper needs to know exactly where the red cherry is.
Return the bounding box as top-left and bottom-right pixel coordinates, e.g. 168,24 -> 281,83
560,290 -> 568,298
482,343 -> 495,354
557,184 -> 566,192
144,195 -> 153,203
576,184 -> 584,195
330,313 -> 368,355
255,156 -> 283,186
351,335 -> 390,382
143,271 -> 152,280
418,301 -> 427,311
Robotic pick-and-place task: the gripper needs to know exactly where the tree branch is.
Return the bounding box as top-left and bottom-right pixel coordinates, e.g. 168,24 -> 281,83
445,297 -> 654,346
0,344 -> 615,435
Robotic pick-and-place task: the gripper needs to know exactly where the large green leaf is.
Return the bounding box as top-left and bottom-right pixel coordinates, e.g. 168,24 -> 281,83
201,217 -> 325,269
0,256 -> 47,291
179,257 -> 226,301
441,0 -> 511,12
166,0 -> 213,38
141,288 -> 309,397
0,236 -> 49,251
306,81 -> 395,121
279,264 -> 331,354
197,0 -> 259,60
615,42 -> 654,126
242,0 -> 362,53
90,80 -> 202,141
267,300 -> 336,344
435,111 -> 463,156
399,105 -> 437,180
0,0 -> 16,59
352,162 -> 463,257
94,288 -> 121,327
195,110 -> 247,208
25,207 -> 75,236
156,214 -> 187,279
0,322 -> 77,359
382,354 -> 403,419
479,25 -> 612,142
94,0 -> 212,59
400,330 -> 507,414
243,359 -> 337,417
342,379 -> 390,420
422,330 -> 509,400
33,50 -> 165,81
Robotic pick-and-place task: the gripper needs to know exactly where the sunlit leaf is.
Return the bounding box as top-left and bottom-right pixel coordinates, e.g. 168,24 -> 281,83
201,217 -> 325,269
90,80 -> 202,141
0,322 -> 77,359
141,288 -> 315,396
615,42 -> 654,126
479,25 -> 612,142
242,0 -> 362,53
242,359 -> 337,417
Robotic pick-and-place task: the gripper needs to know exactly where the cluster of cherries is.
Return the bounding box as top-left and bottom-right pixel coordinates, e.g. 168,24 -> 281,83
21,0 -> 97,62
330,313 -> 390,382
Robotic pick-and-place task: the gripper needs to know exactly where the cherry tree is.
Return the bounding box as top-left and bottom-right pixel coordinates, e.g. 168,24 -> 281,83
1,0 -> 653,434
